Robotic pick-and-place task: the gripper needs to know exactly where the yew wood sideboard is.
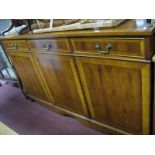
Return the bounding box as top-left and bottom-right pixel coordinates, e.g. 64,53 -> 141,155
1,19 -> 155,134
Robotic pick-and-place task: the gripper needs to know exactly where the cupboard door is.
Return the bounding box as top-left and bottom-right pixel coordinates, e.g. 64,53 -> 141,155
76,57 -> 150,134
35,54 -> 88,116
8,52 -> 50,101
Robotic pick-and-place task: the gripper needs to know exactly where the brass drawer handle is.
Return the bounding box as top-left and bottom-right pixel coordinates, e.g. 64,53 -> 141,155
95,43 -> 112,54
152,55 -> 155,62
10,43 -> 18,50
42,44 -> 52,51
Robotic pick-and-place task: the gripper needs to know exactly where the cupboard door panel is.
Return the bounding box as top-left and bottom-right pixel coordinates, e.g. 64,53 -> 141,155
76,57 -> 150,134
35,54 -> 88,116
8,52 -> 50,101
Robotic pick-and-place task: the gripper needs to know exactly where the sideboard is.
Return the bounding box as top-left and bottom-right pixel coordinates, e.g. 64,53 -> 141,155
1,19 -> 155,134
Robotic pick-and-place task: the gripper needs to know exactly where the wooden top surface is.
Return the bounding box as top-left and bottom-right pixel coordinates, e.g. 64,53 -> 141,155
1,19 -> 155,40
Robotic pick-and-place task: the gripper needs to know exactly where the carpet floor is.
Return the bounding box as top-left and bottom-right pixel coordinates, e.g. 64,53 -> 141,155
0,82 -> 103,135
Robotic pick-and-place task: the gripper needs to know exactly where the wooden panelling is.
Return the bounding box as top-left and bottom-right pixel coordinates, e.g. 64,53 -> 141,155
3,40 -> 29,51
71,38 -> 145,57
1,20 -> 154,134
27,39 -> 70,53
76,57 -> 150,134
35,53 -> 88,116
7,52 -> 50,101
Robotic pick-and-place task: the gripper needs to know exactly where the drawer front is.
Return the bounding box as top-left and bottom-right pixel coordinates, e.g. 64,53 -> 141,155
28,39 -> 71,53
71,38 -> 145,57
3,40 -> 29,51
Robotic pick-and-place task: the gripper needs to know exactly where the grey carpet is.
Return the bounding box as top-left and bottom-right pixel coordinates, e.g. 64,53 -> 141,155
0,83 -> 103,135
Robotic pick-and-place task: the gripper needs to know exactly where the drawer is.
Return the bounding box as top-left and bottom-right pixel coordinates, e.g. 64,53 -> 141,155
28,39 -> 71,53
2,40 -> 29,51
71,38 -> 145,57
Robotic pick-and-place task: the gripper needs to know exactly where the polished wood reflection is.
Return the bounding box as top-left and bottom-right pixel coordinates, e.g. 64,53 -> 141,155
1,19 -> 155,135
28,38 -> 70,53
35,53 -> 88,116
